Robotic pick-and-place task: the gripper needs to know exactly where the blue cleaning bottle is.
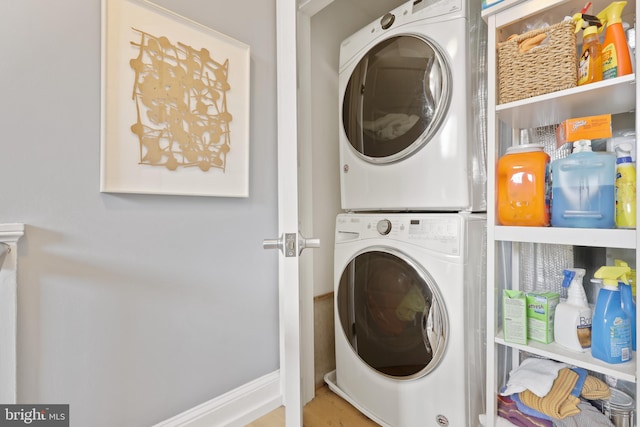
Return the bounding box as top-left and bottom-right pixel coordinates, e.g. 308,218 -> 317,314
616,260 -> 637,350
592,266 -> 632,364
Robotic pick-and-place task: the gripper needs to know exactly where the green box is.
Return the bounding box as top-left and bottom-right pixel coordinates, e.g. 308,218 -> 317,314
526,292 -> 560,344
503,290 -> 527,345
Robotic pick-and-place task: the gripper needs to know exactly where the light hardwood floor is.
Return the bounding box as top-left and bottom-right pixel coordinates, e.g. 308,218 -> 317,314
246,385 -> 380,426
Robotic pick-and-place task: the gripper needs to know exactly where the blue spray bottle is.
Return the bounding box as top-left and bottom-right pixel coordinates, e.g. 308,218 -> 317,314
616,260 -> 636,350
592,266 -> 632,364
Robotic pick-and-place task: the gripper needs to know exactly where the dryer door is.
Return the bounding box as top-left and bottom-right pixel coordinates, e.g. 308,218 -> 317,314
342,35 -> 451,164
336,249 -> 448,379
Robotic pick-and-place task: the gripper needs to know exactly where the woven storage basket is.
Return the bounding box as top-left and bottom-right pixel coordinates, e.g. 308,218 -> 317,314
498,21 -> 577,104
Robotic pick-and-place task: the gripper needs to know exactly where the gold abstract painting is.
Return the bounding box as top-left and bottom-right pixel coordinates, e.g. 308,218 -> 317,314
101,0 -> 250,197
130,29 -> 232,172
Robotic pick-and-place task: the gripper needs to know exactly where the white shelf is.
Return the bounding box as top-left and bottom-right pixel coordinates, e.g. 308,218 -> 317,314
496,74 -> 636,129
494,226 -> 637,249
481,0 -> 528,19
486,0 -> 639,424
496,330 -> 637,383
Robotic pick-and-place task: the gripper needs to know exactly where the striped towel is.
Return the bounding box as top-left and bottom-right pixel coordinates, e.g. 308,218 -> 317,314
580,376 -> 610,400
518,368 -> 581,419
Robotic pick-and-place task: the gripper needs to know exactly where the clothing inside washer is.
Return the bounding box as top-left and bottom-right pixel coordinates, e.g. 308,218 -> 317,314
337,250 -> 446,378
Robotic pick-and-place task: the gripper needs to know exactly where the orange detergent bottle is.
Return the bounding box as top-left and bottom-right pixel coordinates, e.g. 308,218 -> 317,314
597,1 -> 633,79
497,144 -> 550,226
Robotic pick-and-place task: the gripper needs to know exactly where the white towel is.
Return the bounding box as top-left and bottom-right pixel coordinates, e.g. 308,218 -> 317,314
500,358 -> 567,398
363,113 -> 419,140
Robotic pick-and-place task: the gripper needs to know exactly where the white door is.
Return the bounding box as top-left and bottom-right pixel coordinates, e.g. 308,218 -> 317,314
264,0 -> 319,425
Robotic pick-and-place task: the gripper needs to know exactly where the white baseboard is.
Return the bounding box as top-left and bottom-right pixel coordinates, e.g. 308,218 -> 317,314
153,370 -> 282,427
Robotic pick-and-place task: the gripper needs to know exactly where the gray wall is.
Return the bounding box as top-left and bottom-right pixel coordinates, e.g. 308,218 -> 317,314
0,1 -> 279,426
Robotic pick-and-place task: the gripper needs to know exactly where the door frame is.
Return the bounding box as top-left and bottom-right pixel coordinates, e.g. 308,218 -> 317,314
281,0 -> 336,417
295,0 -> 332,407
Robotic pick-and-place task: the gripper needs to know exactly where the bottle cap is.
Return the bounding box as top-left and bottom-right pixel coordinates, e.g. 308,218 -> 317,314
505,144 -> 544,154
584,25 -> 599,37
573,139 -> 592,152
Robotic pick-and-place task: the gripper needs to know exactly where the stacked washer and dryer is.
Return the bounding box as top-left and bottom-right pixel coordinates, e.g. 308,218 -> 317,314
325,0 -> 488,426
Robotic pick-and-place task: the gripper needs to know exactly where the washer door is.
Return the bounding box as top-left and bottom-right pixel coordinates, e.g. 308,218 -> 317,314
342,35 -> 451,164
337,249 -> 448,379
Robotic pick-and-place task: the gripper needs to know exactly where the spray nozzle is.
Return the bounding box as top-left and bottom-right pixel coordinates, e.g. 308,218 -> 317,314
615,142 -> 634,158
572,12 -> 603,33
562,268 -> 588,305
594,265 -> 631,287
596,1 -> 627,33
562,270 -> 576,287
614,260 -> 632,285
562,268 -> 586,287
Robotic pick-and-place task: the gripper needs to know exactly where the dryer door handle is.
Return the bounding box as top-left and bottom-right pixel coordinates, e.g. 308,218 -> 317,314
424,299 -> 445,354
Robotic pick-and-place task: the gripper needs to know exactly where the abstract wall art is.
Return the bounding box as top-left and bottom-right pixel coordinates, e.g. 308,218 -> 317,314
101,0 -> 250,197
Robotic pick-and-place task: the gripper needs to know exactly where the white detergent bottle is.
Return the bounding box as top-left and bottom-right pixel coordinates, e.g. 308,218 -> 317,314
554,268 -> 592,352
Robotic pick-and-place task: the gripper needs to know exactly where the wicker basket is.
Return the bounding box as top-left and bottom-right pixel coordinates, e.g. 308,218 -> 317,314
498,21 -> 577,104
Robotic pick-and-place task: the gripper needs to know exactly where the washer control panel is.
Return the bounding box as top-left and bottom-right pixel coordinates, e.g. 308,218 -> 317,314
337,215 -> 464,256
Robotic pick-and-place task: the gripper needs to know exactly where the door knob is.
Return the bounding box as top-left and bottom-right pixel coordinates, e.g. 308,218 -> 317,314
297,232 -> 320,255
263,232 -> 320,257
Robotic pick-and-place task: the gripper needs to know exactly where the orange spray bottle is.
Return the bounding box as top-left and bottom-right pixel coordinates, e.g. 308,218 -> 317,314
597,1 -> 633,79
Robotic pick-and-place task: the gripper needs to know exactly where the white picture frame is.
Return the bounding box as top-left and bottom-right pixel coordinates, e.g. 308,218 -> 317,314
100,0 -> 250,197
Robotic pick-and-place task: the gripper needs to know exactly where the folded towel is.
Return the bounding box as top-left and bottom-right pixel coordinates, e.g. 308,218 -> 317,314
501,358 -> 567,397
580,376 -> 610,400
518,368 -> 581,419
497,394 -> 554,427
552,400 -> 615,427
570,368 -> 588,398
512,393 -> 552,421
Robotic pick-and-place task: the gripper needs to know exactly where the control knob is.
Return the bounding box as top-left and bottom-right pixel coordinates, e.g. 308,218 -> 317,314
380,13 -> 395,30
376,219 -> 392,235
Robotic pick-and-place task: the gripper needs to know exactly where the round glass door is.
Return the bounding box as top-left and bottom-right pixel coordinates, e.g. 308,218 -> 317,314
336,249 -> 448,379
342,35 -> 450,163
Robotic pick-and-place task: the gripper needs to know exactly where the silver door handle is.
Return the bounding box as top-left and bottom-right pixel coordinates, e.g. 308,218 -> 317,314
263,232 -> 320,257
298,233 -> 320,255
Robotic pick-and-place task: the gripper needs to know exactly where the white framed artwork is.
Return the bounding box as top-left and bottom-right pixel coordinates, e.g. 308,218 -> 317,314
100,0 -> 250,197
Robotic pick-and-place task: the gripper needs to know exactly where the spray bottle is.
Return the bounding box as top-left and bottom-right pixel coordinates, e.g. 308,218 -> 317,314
597,1 -> 633,79
592,266 -> 632,363
554,268 -> 592,352
615,260 -> 636,350
615,142 -> 636,228
573,12 -> 603,85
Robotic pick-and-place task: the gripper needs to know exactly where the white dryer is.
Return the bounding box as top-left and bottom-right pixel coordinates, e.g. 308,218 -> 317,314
338,0 -> 486,212
326,212 -> 486,427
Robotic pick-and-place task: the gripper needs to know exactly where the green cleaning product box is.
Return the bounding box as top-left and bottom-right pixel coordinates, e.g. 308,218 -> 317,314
503,290 -> 527,345
526,292 -> 560,344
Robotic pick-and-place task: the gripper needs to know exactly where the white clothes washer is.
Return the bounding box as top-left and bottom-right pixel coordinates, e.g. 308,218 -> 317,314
326,212 -> 486,427
338,0 -> 487,212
